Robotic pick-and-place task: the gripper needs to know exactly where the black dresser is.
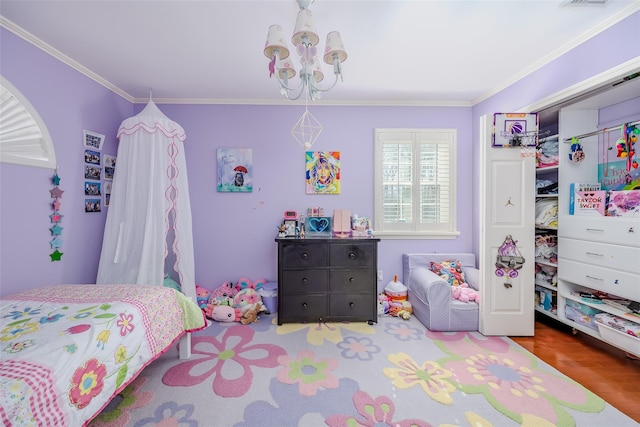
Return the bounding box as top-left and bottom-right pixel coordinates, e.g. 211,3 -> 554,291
275,236 -> 380,325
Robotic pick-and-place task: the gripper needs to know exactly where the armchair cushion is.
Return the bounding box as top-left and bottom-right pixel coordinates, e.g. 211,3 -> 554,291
403,253 -> 479,331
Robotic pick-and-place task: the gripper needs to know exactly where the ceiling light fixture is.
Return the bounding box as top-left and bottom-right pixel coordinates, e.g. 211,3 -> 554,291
263,0 -> 348,102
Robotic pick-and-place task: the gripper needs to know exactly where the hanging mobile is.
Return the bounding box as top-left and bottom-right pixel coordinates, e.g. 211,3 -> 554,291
569,137 -> 585,163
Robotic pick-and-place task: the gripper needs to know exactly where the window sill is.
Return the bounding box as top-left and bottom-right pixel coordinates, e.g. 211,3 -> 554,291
372,230 -> 460,240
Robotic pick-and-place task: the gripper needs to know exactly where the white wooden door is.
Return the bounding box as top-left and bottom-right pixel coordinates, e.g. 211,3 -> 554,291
479,114 -> 536,336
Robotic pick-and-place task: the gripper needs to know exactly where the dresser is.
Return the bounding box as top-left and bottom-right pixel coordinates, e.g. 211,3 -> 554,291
275,236 -> 380,325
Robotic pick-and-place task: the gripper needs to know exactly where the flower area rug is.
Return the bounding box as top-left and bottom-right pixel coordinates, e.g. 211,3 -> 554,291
89,314 -> 635,427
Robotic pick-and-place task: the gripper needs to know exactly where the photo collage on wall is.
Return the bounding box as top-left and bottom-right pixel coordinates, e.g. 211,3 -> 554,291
83,130 -> 114,212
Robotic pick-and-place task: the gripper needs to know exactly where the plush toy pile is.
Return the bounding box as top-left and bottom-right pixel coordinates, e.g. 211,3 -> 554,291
378,275 -> 412,320
199,278 -> 268,324
429,260 -> 480,303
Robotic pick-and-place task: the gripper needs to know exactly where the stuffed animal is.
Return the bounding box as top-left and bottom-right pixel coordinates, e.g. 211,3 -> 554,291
384,275 -> 407,303
234,288 -> 262,313
195,285 -> 211,309
209,281 -> 237,306
205,304 -> 241,322
240,302 -> 266,325
377,293 -> 390,315
236,277 -> 266,292
452,284 -> 480,303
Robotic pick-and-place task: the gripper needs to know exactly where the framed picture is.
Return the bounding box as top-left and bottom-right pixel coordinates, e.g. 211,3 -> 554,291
84,165 -> 101,180
85,198 -> 101,213
217,148 -> 253,192
84,181 -> 101,196
306,151 -> 340,194
83,130 -> 105,150
84,149 -> 101,165
492,113 -> 538,147
103,154 -> 116,180
284,219 -> 297,237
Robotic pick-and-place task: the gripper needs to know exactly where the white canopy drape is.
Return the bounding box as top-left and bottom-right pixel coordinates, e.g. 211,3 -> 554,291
97,100 -> 195,299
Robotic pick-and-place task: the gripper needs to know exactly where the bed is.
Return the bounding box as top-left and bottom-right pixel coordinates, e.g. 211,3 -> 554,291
0,284 -> 206,426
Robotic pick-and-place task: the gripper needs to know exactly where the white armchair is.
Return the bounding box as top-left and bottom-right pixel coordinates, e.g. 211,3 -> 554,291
402,253 -> 479,331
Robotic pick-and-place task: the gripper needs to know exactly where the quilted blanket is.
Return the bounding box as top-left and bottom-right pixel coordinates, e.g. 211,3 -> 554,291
0,284 -> 205,426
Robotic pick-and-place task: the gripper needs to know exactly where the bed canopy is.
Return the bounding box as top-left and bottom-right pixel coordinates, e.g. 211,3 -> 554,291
97,100 -> 195,300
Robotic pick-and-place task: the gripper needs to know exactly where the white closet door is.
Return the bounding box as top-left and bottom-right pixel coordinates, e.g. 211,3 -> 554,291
479,114 -> 536,336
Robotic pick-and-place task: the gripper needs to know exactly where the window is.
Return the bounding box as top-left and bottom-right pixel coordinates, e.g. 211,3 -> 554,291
0,76 -> 56,169
374,129 -> 458,239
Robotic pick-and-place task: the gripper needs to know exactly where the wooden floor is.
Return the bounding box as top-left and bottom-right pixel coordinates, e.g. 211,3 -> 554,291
511,314 -> 640,424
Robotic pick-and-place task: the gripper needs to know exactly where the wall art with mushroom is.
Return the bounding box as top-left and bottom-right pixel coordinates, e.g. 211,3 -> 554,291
217,148 -> 253,192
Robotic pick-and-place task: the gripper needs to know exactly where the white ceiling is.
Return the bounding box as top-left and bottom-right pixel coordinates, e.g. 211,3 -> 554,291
1,0 -> 638,105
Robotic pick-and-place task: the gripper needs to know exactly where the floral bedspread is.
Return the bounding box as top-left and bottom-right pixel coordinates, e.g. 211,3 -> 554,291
0,284 -> 205,427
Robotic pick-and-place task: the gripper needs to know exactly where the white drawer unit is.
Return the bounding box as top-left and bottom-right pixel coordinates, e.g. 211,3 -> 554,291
558,215 -> 640,247
558,237 -> 640,274
558,259 -> 640,301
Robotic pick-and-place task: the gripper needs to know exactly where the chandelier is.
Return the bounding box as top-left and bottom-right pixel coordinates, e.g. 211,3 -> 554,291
263,0 -> 348,102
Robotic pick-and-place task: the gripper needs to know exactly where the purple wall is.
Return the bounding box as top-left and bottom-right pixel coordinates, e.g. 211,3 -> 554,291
133,104 -> 473,290
0,29 -> 132,296
1,10 -> 637,297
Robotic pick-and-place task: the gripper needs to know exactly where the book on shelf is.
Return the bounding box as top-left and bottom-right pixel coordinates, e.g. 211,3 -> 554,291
569,182 -> 603,215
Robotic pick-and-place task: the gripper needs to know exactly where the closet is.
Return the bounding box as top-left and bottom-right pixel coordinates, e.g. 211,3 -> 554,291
536,76 -> 640,357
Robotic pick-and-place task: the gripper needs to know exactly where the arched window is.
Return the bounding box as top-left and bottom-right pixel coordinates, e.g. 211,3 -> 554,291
0,76 -> 56,169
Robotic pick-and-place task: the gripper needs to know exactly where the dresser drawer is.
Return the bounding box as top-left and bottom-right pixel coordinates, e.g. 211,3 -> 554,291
281,243 -> 328,268
559,237 -> 640,274
281,270 -> 328,294
329,294 -> 375,318
329,270 -> 375,294
329,242 -> 375,268
280,294 -> 327,320
559,215 -> 640,247
559,259 -> 640,301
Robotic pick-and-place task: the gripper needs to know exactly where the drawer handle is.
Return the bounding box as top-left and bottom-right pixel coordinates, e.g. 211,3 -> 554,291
302,302 -> 308,308
349,302 -> 354,307
301,253 -> 309,260
349,253 -> 356,259
585,252 -> 603,257
302,277 -> 309,284
349,277 -> 355,283
585,228 -> 604,232
630,227 -> 635,233
585,275 -> 603,281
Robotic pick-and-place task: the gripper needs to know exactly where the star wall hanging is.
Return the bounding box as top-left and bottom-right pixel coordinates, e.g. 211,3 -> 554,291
49,170 -> 64,262
50,249 -> 63,261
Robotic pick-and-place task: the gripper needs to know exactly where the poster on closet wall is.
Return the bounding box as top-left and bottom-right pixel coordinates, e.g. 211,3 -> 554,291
598,126 -> 640,191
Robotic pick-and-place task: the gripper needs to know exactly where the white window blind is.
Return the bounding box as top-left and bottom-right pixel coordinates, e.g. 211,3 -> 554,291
0,76 -> 56,169
374,129 -> 458,239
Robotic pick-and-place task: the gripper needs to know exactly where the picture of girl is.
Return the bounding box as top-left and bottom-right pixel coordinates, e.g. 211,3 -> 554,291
306,151 -> 340,194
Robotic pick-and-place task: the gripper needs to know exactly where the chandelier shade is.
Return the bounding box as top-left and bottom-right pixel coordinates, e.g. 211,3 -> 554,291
277,59 -> 296,80
264,25 -> 290,60
264,0 -> 347,101
323,31 -> 347,65
292,9 -> 319,46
